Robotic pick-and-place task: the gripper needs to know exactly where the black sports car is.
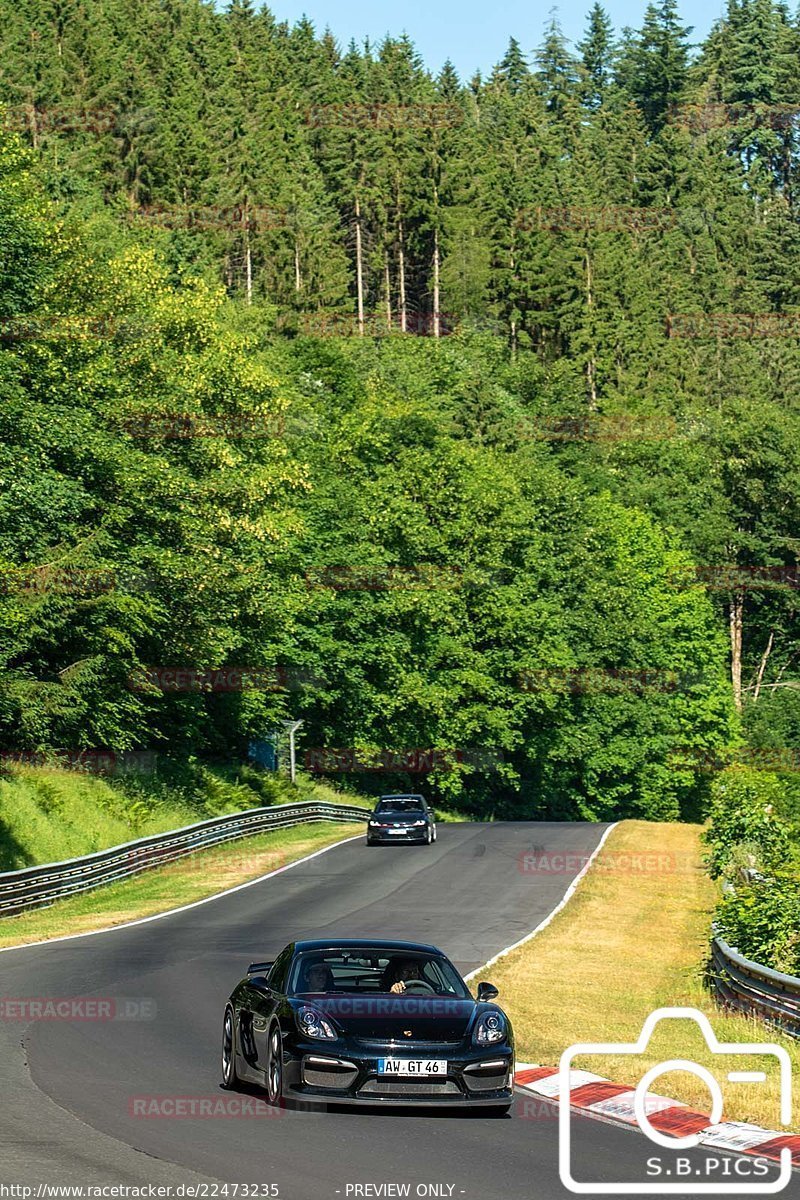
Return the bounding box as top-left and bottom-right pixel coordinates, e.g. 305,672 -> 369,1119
221,938 -> 514,1110
366,794 -> 437,845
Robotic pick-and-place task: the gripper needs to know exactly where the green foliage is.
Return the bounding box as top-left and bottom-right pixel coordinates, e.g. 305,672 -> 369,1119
0,760 -> 362,870
2,0 -> 800,829
715,878 -> 800,975
703,766 -> 793,880
704,765 -> 799,974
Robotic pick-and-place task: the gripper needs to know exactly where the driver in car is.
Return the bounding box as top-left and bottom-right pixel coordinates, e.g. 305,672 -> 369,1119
387,958 -> 425,993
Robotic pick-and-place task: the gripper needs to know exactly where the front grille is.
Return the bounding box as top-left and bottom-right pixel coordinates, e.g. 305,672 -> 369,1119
462,1060 -> 511,1093
302,1057 -> 359,1090
354,1038 -> 462,1048
462,1072 -> 510,1093
303,1066 -> 359,1089
358,1078 -> 461,1097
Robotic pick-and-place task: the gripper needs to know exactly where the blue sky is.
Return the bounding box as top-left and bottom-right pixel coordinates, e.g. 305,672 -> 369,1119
268,0 -> 723,80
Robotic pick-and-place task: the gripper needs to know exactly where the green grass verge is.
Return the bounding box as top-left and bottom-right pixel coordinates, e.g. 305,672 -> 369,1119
0,819 -> 364,949
0,760 -> 370,872
487,820 -> 800,1129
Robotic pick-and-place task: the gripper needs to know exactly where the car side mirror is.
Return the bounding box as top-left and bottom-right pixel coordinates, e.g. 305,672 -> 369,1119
476,981 -> 499,1001
249,975 -> 271,992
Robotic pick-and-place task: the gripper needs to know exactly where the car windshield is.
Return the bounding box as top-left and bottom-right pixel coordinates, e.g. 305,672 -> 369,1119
289,948 -> 470,998
375,798 -> 424,813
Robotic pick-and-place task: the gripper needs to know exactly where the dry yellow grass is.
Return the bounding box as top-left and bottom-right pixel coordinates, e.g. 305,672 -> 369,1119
0,821 -> 363,950
489,820 -> 800,1130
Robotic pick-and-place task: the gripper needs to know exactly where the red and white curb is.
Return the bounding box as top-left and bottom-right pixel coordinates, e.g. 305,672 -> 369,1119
515,1064 -> 800,1168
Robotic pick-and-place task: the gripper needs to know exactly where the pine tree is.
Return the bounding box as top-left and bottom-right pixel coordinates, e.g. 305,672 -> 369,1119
535,16 -> 581,116
497,37 -> 529,95
578,4 -> 615,109
626,0 -> 692,131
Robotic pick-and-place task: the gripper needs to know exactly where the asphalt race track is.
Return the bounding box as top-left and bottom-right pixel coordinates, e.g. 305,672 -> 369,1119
0,823 -> 794,1199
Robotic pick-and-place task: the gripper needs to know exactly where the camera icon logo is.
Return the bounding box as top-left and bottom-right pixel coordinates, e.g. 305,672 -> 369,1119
558,1007 -> 793,1194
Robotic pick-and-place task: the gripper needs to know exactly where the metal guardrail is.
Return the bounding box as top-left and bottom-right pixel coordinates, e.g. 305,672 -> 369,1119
710,935 -> 800,1038
0,801 -> 368,918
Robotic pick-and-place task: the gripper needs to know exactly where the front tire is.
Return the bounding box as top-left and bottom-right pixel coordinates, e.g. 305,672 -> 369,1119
265,1021 -> 283,1106
221,1005 -> 239,1090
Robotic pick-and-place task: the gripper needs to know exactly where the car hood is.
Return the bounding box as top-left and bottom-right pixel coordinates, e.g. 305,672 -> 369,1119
371,814 -> 425,824
299,995 -> 477,1040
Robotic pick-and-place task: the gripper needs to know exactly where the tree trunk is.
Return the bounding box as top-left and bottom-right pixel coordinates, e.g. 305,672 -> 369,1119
294,241 -> 302,293
244,206 -> 252,306
355,194 -> 365,337
398,219 -> 407,333
384,251 -> 392,330
585,250 -> 597,408
752,630 -> 774,704
729,595 -> 744,712
433,225 -> 441,339
26,103 -> 39,152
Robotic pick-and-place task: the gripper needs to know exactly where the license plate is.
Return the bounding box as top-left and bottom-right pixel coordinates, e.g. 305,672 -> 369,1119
377,1059 -> 447,1075
388,829 -> 407,834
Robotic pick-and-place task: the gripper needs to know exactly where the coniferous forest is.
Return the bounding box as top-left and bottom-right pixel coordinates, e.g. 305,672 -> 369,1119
1,0 -> 800,820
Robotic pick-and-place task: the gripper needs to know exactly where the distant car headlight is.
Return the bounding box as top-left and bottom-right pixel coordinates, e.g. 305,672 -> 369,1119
413,820 -> 426,826
368,820 -> 381,827
296,1006 -> 337,1040
474,1010 -> 507,1045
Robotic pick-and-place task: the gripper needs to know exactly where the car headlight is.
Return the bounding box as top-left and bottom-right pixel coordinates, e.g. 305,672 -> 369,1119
413,820 -> 426,826
296,1006 -> 337,1040
368,820 -> 381,827
474,1010 -> 506,1045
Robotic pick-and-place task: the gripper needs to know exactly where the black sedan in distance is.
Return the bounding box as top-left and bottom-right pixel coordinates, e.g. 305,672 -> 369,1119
221,939 -> 514,1111
366,793 -> 437,845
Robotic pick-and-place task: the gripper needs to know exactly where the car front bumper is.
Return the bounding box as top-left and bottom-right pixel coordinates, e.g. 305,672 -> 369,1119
282,1041 -> 514,1106
366,826 -> 429,843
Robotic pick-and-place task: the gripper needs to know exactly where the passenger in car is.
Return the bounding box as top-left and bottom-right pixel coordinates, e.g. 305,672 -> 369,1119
301,961 -> 335,991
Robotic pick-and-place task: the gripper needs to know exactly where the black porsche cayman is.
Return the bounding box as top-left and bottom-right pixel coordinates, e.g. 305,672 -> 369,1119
221,938 -> 514,1110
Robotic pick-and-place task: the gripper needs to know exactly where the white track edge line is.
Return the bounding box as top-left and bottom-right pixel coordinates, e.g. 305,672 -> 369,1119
464,821 -> 618,981
0,833 -> 365,955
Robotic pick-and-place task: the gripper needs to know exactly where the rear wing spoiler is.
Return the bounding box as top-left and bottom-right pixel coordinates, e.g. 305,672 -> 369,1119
248,960 -> 274,975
